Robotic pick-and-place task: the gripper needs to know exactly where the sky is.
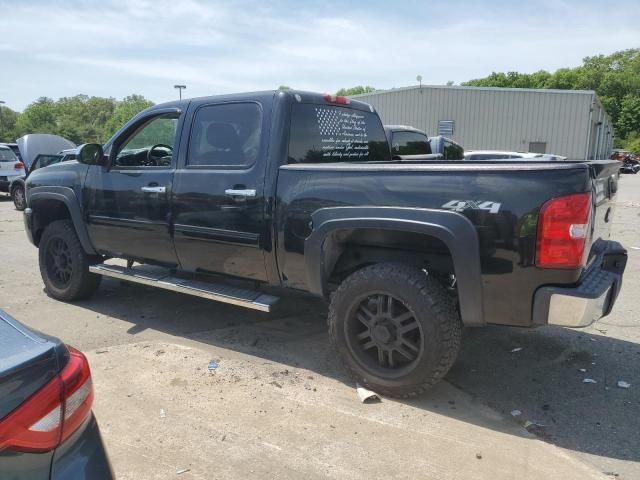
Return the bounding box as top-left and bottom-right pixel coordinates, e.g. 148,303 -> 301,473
0,0 -> 639,111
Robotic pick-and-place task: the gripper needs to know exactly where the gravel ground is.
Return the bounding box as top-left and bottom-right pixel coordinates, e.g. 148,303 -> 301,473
1,173 -> 638,479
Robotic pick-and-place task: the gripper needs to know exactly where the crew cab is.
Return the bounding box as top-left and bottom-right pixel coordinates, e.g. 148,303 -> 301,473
23,90 -> 627,397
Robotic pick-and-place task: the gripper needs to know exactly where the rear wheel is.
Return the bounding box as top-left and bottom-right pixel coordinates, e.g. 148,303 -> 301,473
328,263 -> 462,398
12,184 -> 25,211
39,220 -> 101,301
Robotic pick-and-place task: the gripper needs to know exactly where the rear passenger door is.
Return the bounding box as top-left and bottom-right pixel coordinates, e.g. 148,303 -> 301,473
172,101 -> 269,281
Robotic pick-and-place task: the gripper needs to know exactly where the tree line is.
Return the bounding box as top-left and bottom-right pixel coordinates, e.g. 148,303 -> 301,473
0,94 -> 153,145
1,48 -> 638,152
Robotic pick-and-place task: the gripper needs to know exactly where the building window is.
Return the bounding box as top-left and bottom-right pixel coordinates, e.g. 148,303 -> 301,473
438,120 -> 454,136
528,142 -> 547,154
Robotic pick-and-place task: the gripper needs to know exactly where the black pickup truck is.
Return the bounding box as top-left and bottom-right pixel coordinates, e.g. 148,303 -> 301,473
23,90 -> 627,397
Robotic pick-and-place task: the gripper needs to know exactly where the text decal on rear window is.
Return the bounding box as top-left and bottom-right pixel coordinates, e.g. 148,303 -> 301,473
287,103 -> 390,164
316,108 -> 369,160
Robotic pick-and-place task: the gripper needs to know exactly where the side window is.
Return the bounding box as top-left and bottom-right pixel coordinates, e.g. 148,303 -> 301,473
392,131 -> 431,156
188,103 -> 262,167
442,140 -> 464,160
31,155 -> 62,171
114,113 -> 179,168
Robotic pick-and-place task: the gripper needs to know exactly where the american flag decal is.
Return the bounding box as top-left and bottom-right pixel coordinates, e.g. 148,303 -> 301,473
316,107 -> 342,136
314,107 -> 370,159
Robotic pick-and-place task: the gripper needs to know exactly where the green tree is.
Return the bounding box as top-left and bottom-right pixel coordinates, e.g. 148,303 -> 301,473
9,94 -> 154,145
0,105 -> 20,142
55,95 -> 116,144
617,95 -> 640,140
14,97 -> 57,138
625,134 -> 640,154
336,86 -> 376,96
102,95 -> 154,141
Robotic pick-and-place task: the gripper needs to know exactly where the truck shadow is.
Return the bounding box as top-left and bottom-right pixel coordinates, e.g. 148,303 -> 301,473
75,279 -> 639,465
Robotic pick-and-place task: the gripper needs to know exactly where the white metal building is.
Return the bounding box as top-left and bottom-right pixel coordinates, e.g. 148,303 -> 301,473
353,85 -> 613,160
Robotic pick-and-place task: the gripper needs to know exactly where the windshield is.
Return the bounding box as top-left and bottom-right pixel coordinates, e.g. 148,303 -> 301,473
0,148 -> 18,162
287,104 -> 391,163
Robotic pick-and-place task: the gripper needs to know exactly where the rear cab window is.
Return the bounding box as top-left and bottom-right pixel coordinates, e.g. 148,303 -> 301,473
288,104 -> 390,163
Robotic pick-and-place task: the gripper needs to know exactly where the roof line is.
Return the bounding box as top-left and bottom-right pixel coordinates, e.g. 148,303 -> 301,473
351,84 -> 597,97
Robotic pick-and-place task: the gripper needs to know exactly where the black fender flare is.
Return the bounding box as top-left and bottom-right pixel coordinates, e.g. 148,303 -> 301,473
28,186 -> 97,255
304,206 -> 484,326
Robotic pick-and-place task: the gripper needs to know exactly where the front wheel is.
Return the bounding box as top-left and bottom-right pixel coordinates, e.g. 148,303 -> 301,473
39,220 -> 102,301
12,184 -> 26,211
328,263 -> 462,398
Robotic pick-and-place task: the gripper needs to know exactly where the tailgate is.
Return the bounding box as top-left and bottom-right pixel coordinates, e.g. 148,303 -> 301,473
0,311 -> 66,420
589,160 -> 620,249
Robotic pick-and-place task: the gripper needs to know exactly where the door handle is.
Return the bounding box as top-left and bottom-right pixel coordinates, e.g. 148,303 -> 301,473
141,186 -> 166,193
224,188 -> 256,197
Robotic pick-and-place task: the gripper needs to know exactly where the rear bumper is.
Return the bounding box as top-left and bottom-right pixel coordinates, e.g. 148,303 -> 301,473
533,240 -> 627,328
0,175 -> 24,192
51,413 -> 115,480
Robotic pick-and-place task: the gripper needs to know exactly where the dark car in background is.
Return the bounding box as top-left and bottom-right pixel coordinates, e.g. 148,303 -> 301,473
383,125 -> 464,160
0,310 -> 114,480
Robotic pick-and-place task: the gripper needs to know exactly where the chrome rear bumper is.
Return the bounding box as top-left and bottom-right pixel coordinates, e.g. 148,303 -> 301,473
533,241 -> 627,328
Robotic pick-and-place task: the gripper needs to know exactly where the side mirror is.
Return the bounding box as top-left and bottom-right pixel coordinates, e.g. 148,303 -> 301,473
77,144 -> 105,166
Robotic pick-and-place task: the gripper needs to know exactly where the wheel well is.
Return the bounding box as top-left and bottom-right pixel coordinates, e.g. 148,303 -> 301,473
31,200 -> 72,246
10,182 -> 23,195
324,228 -> 455,290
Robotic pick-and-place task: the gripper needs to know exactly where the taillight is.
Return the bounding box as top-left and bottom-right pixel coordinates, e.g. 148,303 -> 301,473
323,94 -> 351,105
0,346 -> 94,453
14,162 -> 25,170
536,192 -> 592,269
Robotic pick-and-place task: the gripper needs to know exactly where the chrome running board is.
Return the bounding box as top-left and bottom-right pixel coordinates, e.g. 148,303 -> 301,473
89,264 -> 278,312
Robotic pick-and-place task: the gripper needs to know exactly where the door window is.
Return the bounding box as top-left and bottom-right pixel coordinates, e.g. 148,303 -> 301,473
187,103 -> 262,167
391,131 -> 431,156
442,140 -> 464,160
114,113 -> 179,168
30,154 -> 62,171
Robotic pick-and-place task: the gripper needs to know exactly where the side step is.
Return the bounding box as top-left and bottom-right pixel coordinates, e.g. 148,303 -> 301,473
89,264 -> 279,312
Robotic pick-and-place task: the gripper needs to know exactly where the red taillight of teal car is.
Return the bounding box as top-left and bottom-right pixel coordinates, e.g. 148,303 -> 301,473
0,346 -> 94,453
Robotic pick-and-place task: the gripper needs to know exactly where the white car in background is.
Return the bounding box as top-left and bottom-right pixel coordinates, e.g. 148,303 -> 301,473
0,144 -> 25,195
464,150 -> 567,161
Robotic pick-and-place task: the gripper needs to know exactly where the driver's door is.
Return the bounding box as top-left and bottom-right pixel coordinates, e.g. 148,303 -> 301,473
84,109 -> 182,266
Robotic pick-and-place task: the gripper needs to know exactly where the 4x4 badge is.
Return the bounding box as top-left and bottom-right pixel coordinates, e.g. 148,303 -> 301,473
441,200 -> 501,214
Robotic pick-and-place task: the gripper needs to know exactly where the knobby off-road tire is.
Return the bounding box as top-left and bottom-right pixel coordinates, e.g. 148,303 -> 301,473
328,263 -> 462,398
39,220 -> 102,301
12,184 -> 26,211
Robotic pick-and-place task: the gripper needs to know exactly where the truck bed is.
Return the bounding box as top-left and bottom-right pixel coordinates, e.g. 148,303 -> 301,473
275,159 -> 619,327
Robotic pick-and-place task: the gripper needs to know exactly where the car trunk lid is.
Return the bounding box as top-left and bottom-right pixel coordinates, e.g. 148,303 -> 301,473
0,311 -> 66,421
